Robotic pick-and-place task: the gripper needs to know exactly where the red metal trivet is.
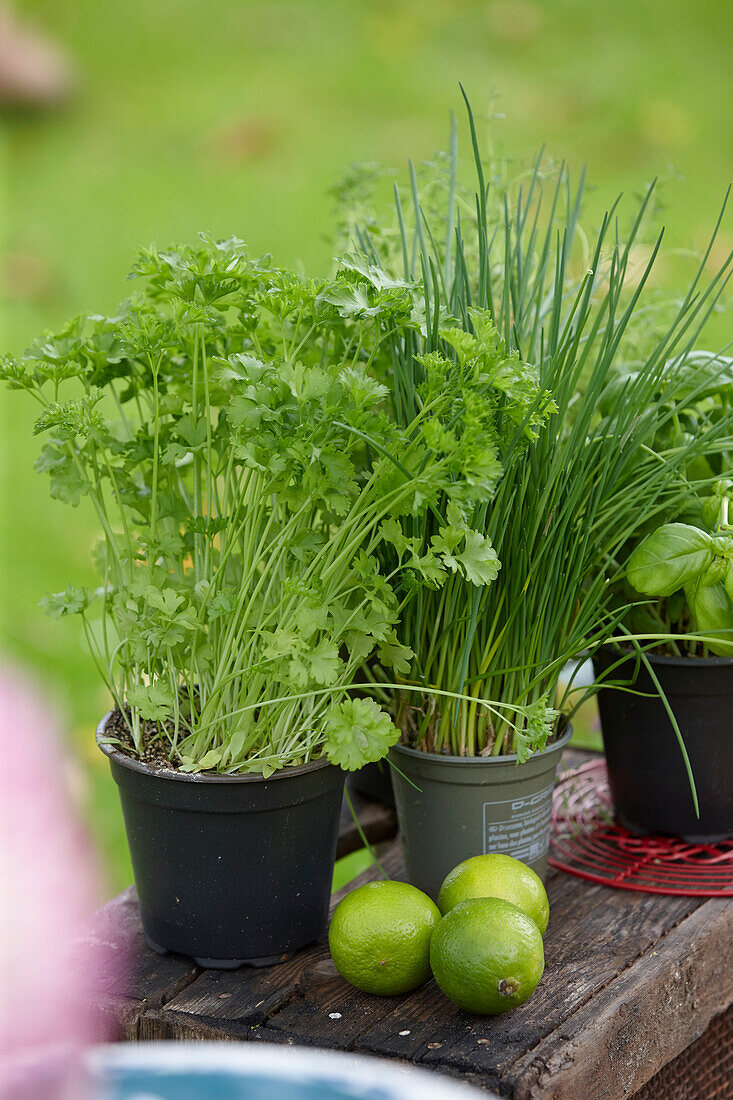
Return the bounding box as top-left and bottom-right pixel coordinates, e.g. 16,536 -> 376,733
548,760 -> 733,897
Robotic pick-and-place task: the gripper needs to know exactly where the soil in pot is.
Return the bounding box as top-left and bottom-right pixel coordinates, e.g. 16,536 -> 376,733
98,712 -> 345,968
594,647 -> 733,840
389,727 -> 571,899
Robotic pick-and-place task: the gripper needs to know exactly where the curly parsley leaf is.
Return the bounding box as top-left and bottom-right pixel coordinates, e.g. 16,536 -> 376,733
126,681 -> 174,722
324,697 -> 400,770
456,530 -> 501,586
40,585 -> 92,618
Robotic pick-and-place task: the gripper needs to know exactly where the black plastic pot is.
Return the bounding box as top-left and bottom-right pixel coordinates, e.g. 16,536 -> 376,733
97,715 -> 345,968
594,647 -> 733,840
389,727 -> 571,899
347,760 -> 395,807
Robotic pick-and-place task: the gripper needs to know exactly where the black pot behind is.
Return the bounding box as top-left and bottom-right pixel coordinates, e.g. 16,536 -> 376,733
594,648 -> 733,840
98,717 -> 345,968
347,759 -> 395,807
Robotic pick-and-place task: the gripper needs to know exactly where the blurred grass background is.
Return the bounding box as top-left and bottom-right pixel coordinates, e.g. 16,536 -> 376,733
1,0 -> 731,894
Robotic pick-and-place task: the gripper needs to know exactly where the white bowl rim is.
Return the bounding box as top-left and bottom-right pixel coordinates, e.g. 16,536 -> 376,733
84,1041 -> 493,1099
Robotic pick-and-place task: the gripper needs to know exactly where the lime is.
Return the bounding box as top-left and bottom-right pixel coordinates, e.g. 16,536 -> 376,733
437,853 -> 550,934
328,880 -> 440,995
430,897 -> 545,1015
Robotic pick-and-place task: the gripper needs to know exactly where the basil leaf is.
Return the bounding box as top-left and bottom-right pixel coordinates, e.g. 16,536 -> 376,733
726,563 -> 733,605
690,581 -> 733,657
627,523 -> 715,597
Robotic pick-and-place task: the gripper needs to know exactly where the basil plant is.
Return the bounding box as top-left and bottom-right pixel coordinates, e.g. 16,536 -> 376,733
624,353 -> 733,657
627,504 -> 733,658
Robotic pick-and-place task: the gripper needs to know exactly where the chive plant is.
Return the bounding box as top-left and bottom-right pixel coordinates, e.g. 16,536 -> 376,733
2,237 -> 501,774
339,98 -> 733,759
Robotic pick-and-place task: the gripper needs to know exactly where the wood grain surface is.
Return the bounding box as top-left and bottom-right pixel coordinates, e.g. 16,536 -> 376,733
77,752 -> 733,1099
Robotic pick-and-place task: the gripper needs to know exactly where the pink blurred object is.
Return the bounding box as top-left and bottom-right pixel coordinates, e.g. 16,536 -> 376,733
0,667 -> 104,1070
0,7 -> 74,108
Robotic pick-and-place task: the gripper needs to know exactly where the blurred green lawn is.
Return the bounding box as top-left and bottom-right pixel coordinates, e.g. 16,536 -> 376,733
1,0 -> 731,894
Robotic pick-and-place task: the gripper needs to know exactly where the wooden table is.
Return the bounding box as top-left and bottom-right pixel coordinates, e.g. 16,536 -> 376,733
79,754 -> 733,1099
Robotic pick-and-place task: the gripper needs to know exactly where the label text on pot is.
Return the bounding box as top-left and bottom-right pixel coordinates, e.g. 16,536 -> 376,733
483,784 -> 554,863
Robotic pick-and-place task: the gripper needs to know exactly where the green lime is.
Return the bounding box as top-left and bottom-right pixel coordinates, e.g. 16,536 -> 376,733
328,880 -> 440,995
430,897 -> 545,1015
437,853 -> 550,934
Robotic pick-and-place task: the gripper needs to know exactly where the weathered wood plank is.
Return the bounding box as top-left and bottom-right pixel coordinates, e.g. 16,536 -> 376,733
254,851 -> 701,1074
78,780 -> 396,1040
259,753 -> 591,1050
352,870 -> 597,1064
351,874 -> 700,1085
76,887 -> 200,1039
506,898 -> 733,1100
138,846 -> 405,1042
629,1003 -> 733,1100
85,746 -> 733,1100
131,748 -> 704,1068
418,885 -> 701,1084
137,960 -> 311,1041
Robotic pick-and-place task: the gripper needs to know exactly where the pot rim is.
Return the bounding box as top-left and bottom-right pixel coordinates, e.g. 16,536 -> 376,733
597,643 -> 733,669
96,712 -> 332,784
390,722 -> 572,766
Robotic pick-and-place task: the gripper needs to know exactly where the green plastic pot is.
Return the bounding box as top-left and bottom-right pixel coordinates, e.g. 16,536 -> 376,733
389,727 -> 571,899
